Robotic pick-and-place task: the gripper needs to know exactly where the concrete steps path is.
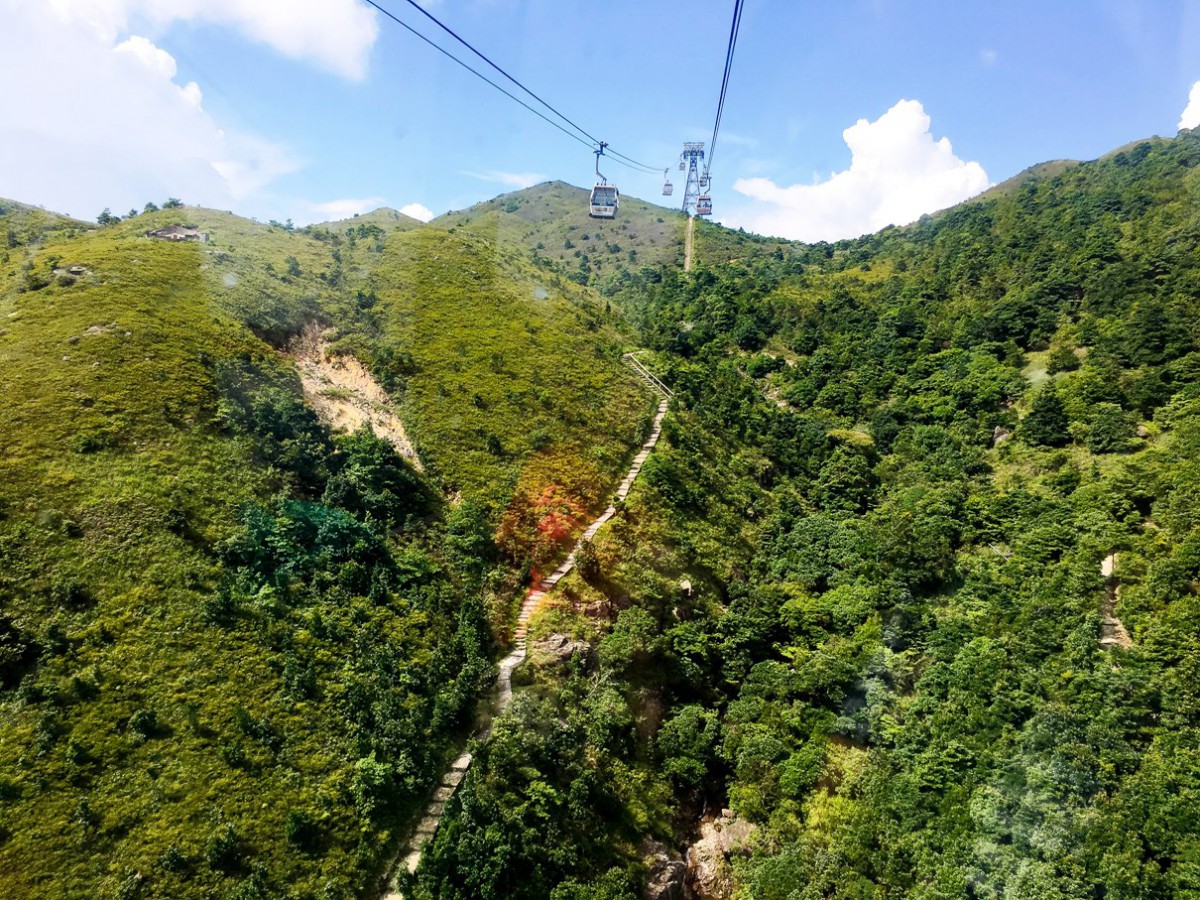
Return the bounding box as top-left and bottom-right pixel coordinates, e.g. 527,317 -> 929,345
384,360 -> 672,896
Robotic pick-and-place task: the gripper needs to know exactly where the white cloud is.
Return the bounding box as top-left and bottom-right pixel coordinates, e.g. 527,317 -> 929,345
306,197 -> 387,222
114,34 -> 175,78
0,1 -> 298,219
47,0 -> 378,80
980,48 -> 999,67
1180,81 -> 1200,130
726,99 -> 990,242
463,170 -> 547,190
399,203 -> 434,222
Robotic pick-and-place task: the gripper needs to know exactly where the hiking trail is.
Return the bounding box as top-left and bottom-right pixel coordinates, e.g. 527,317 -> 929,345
382,353 -> 671,896
685,214 -> 695,273
1100,552 -> 1133,650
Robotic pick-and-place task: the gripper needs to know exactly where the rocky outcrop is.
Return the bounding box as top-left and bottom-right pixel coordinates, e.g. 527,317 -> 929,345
530,632 -> 592,665
685,811 -> 757,900
644,840 -> 690,900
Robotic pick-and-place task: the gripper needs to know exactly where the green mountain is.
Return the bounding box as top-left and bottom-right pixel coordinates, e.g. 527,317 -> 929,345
0,197 -> 91,249
0,200 -> 648,897
428,181 -> 794,294
409,131 -> 1200,900
6,128 -> 1200,900
314,207 -> 425,232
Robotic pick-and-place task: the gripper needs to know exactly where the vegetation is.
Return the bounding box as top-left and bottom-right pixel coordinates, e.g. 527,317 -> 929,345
413,129 -> 1200,898
6,127 -> 1200,899
426,182 -> 793,303
0,196 -> 649,897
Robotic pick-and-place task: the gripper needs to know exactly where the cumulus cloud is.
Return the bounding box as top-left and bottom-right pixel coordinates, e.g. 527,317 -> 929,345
1180,82 -> 1200,130
726,99 -> 990,242
47,0 -> 378,79
463,170 -> 547,190
399,203 -> 435,222
0,1 -> 301,219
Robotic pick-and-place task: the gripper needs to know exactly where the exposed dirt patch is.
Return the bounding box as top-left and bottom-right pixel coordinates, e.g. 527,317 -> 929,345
287,324 -> 423,471
685,214 -> 695,272
1100,552 -> 1133,649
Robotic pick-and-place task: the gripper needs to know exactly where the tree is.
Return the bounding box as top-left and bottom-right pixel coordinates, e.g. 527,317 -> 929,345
96,208 -> 119,226
163,197 -> 184,209
1085,402 -> 1137,453
1021,385 -> 1070,447
657,705 -> 720,789
143,201 -> 159,213
814,445 -> 878,512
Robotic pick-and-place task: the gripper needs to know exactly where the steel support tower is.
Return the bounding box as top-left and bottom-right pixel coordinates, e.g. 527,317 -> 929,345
679,142 -> 705,215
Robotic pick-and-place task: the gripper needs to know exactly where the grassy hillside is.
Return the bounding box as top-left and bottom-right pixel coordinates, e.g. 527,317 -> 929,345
430,182 -> 687,293
311,207 -> 425,233
0,213 -> 482,899
334,225 -> 649,512
0,197 -> 655,897
428,181 -> 798,298
1,197 -> 91,250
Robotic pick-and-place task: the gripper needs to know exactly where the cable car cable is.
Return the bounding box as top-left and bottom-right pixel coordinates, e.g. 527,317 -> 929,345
388,0 -> 600,147
360,0 -> 595,153
364,0 -> 663,174
604,147 -> 662,173
705,0 -> 744,177
605,155 -> 662,175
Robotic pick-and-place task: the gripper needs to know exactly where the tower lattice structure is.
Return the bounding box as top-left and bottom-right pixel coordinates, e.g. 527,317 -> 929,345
679,142 -> 706,215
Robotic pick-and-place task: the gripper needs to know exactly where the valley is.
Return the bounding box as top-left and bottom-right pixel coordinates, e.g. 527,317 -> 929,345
3,128 -> 1200,900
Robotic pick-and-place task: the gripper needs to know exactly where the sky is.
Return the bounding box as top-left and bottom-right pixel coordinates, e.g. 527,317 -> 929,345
2,0 -> 1199,241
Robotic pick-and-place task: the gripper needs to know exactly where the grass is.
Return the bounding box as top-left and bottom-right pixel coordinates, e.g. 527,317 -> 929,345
0,198 -> 663,897
429,181 -> 689,293
0,227 -> 335,895
346,225 -> 651,515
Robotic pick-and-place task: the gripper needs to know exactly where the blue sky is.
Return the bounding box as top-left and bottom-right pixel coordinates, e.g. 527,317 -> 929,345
3,0 -> 1199,240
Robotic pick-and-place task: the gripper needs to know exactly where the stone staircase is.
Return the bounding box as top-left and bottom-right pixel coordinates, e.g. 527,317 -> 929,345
384,355 -> 672,895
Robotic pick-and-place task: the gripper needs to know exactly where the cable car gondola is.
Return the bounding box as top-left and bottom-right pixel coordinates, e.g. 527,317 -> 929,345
589,143 -> 618,219
696,195 -> 713,216
590,183 -> 618,218
662,168 -> 674,197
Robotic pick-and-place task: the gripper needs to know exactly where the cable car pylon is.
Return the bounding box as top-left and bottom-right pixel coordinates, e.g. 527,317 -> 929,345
679,142 -> 710,217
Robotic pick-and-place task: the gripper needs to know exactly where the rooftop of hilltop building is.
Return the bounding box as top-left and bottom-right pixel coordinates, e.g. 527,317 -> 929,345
145,224 -> 208,242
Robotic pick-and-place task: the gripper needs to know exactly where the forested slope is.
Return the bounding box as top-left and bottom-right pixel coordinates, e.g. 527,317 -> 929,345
411,129 -> 1200,899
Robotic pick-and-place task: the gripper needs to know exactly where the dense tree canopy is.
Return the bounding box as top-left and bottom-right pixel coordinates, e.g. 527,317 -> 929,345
415,130 -> 1200,899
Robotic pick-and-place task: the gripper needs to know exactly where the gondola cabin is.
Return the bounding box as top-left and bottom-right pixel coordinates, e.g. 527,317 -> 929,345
590,183 -> 619,218
696,195 -> 713,216
663,180 -> 674,197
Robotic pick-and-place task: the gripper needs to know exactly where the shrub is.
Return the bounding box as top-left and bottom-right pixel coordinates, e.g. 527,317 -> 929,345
159,844 -> 188,874
284,810 -> 320,852
128,708 -> 159,740
204,824 -> 244,872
